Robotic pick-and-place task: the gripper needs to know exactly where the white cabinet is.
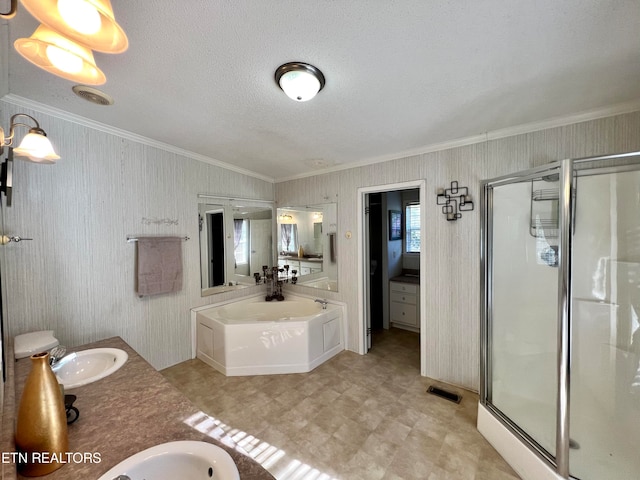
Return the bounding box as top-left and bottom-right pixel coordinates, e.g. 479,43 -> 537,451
278,258 -> 323,276
389,281 -> 420,331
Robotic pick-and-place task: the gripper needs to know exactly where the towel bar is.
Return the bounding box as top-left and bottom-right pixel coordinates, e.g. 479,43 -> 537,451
127,236 -> 189,242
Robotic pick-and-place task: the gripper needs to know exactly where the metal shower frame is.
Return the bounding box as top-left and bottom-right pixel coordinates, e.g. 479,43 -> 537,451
479,151 -> 640,479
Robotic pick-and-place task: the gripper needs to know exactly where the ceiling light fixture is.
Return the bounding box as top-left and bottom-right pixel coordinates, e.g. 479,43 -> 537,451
19,0 -> 128,53
275,62 -> 325,102
0,114 -> 60,163
14,24 -> 107,85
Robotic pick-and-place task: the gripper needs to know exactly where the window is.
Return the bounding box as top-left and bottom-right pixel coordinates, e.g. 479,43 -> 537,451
405,202 -> 420,253
233,219 -> 249,265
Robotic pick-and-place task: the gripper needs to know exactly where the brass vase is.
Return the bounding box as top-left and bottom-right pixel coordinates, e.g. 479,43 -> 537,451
15,352 -> 69,476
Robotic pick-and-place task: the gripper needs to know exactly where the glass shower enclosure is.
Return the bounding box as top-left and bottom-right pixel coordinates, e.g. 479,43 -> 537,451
480,152 -> 640,480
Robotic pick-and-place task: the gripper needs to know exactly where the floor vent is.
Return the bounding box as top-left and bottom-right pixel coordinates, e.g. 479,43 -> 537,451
427,385 -> 462,403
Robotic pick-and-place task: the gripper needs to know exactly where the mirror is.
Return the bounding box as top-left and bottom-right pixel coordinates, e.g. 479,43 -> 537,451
277,203 -> 338,291
199,196 -> 275,296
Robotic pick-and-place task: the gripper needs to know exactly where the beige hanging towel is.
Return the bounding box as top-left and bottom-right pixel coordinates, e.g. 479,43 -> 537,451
136,236 -> 183,296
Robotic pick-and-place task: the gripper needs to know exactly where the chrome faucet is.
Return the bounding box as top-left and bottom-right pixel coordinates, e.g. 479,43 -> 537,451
314,298 -> 329,309
48,345 -> 67,366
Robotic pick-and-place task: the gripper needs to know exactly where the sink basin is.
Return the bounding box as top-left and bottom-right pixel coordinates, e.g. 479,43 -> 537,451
96,440 -> 240,480
52,348 -> 128,389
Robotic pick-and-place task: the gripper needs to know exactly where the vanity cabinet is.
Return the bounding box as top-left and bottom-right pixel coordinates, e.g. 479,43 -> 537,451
389,281 -> 420,331
278,258 -> 323,276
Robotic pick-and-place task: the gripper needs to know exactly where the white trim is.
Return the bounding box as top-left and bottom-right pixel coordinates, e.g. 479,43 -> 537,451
357,180 -> 427,376
277,98 -> 640,183
0,94 -> 275,183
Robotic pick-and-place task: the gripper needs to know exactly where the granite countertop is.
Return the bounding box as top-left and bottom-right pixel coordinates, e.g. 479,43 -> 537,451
390,272 -> 420,285
9,337 -> 274,480
278,255 -> 323,263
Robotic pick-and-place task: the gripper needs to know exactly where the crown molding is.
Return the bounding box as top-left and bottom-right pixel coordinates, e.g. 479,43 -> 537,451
0,94 -> 275,183
276,98 -> 640,183
3,93 -> 639,185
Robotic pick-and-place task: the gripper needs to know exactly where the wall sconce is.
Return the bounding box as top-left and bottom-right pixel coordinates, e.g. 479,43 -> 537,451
278,214 -> 293,223
7,0 -> 128,84
0,114 -> 60,163
0,113 -> 60,206
436,181 -> 474,221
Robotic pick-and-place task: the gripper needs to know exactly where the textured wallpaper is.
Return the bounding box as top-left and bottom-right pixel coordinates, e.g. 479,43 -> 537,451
277,111 -> 640,391
0,101 -> 274,369
2,99 -> 639,388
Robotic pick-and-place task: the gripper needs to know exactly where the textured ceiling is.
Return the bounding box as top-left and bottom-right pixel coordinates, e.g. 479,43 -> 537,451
3,0 -> 640,181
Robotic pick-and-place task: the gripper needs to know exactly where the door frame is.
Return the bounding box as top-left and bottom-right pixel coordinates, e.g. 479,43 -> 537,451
357,179 -> 427,375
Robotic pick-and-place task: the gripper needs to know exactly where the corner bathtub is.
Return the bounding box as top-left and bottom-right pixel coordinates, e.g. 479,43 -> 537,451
193,295 -> 344,376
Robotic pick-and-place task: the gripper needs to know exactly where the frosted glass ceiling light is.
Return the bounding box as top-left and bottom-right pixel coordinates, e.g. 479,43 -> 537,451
57,0 -> 102,35
15,24 -> 106,85
0,114 -> 60,163
20,0 -> 128,53
275,62 -> 325,102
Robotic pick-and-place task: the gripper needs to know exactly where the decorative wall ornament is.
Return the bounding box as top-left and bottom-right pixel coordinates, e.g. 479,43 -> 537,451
436,181 -> 474,221
141,217 -> 179,226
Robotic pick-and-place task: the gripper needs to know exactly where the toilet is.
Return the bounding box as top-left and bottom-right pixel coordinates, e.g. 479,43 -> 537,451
14,330 -> 59,359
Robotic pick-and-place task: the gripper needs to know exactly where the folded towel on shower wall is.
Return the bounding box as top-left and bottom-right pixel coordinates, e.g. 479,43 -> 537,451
136,236 -> 183,296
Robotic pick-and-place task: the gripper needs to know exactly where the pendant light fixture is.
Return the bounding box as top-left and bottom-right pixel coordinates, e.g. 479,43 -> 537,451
14,24 -> 106,85
19,0 -> 128,53
275,62 -> 325,102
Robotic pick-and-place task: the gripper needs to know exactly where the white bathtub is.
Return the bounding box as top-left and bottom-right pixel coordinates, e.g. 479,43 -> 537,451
193,295 -> 344,376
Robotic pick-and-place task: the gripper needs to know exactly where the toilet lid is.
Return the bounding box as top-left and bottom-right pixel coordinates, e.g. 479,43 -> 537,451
14,330 -> 59,359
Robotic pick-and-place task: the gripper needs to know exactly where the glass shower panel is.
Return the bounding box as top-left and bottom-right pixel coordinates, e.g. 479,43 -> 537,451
570,168 -> 640,479
489,176 -> 559,456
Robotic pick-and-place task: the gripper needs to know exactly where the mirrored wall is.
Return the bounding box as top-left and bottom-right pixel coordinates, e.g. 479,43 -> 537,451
277,203 -> 338,291
198,196 -> 275,296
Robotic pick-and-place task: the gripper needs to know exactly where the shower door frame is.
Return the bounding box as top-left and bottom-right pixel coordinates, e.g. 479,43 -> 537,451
480,160 -> 568,475
480,151 -> 640,480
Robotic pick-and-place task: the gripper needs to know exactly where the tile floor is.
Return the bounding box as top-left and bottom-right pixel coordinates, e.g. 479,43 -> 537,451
161,328 -> 521,480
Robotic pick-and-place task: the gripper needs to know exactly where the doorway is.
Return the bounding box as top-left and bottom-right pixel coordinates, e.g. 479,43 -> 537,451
358,180 -> 427,374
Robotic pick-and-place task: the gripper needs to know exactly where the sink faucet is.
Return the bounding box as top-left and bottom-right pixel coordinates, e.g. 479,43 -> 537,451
49,345 -> 67,366
314,298 -> 329,309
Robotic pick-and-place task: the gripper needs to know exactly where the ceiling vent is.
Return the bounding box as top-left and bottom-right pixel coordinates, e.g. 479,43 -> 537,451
72,85 -> 114,106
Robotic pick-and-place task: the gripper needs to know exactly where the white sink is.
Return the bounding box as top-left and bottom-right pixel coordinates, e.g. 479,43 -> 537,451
96,440 -> 240,480
52,348 -> 128,389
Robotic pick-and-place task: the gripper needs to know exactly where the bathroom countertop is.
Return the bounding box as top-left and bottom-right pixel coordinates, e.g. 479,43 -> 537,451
278,257 -> 322,263
1,340 -> 17,480
10,337 -> 274,480
278,255 -> 323,262
390,274 -> 420,285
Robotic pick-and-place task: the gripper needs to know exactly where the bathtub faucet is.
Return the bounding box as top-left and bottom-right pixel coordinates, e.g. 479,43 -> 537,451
314,298 -> 329,309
